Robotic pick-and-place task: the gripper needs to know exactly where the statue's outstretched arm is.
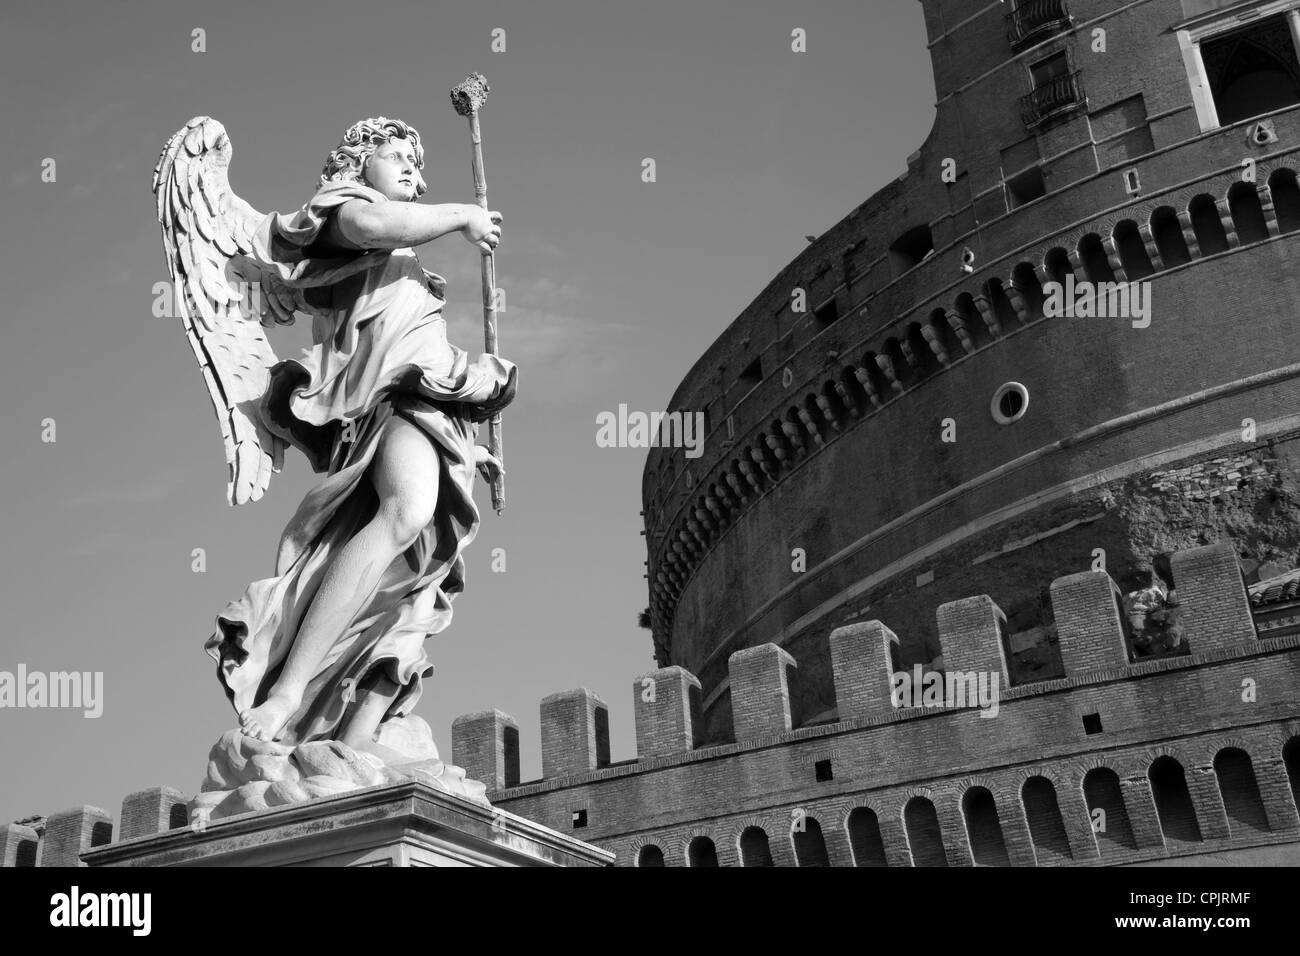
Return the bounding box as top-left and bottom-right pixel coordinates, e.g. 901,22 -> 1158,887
336,199 -> 502,254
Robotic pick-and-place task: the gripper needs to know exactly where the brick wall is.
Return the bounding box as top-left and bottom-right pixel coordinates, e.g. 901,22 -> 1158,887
489,643 -> 1300,865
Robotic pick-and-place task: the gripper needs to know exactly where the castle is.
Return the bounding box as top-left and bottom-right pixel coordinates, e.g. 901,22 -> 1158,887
7,0 -> 1300,867
643,0 -> 1300,741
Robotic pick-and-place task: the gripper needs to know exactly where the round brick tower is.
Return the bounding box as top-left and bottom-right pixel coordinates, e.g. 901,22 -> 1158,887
642,0 -> 1300,741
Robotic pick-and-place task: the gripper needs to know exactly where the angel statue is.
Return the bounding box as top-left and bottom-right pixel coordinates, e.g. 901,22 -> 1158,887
153,115 -> 516,815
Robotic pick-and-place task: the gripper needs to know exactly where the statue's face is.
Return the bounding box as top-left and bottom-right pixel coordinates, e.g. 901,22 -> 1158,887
364,137 -> 418,201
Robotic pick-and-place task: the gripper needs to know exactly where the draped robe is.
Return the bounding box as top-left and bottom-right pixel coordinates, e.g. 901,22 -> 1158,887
203,181 -> 517,746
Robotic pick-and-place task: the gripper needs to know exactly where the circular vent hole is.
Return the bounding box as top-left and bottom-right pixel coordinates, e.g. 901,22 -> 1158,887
991,382 -> 1029,425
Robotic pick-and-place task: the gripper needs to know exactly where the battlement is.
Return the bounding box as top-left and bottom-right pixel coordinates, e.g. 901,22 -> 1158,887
457,541 -> 1267,787
1,787 -> 189,868
450,544 -> 1300,866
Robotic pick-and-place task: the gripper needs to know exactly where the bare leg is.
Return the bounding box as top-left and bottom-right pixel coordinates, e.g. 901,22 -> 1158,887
338,671 -> 402,752
240,416 -> 440,741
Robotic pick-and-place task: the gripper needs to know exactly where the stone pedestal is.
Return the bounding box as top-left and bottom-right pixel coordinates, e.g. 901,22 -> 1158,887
80,780 -> 613,868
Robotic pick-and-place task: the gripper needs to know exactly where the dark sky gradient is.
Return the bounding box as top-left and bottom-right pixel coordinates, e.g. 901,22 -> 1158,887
0,0 -> 934,822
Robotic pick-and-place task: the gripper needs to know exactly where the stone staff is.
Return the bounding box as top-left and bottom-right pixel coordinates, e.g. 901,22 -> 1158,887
451,72 -> 505,514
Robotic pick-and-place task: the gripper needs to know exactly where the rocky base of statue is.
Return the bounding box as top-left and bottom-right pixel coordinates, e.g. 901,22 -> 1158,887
190,716 -> 490,825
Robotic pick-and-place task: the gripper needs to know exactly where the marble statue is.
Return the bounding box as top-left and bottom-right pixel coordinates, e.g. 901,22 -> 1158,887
152,99 -> 516,819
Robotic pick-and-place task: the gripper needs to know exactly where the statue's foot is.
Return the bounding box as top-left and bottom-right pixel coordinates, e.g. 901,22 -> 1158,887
239,693 -> 300,742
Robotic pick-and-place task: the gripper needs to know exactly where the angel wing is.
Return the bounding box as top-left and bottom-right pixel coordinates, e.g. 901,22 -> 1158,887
152,116 -> 313,505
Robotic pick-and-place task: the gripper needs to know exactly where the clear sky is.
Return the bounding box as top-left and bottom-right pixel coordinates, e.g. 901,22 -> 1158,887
0,0 -> 934,823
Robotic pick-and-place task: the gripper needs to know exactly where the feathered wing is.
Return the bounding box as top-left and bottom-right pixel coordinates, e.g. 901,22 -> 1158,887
152,116 -> 312,504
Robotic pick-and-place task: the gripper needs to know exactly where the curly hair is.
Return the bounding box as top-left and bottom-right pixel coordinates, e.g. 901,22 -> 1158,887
320,116 -> 427,197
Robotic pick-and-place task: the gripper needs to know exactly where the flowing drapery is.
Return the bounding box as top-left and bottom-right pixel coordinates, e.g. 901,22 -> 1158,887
204,181 -> 516,745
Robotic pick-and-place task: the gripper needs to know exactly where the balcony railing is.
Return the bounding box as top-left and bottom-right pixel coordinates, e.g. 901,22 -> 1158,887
1006,0 -> 1071,50
1020,70 -> 1086,128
